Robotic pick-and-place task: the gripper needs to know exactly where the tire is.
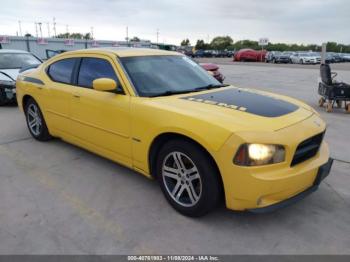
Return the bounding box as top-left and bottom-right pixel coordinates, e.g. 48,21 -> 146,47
156,139 -> 221,217
24,98 -> 52,141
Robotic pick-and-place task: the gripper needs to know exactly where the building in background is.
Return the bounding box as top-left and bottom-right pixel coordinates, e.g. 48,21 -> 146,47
0,36 -> 152,59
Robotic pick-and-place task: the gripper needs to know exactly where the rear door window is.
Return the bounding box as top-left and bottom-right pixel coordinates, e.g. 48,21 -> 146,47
48,58 -> 77,84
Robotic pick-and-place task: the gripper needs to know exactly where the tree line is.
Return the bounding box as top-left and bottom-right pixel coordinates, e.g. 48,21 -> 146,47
181,36 -> 350,53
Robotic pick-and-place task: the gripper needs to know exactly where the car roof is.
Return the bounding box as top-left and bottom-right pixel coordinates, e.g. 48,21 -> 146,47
58,47 -> 181,58
0,49 -> 30,54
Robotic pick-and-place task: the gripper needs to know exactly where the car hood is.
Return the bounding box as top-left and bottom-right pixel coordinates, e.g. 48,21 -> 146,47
0,69 -> 20,81
148,86 -> 314,132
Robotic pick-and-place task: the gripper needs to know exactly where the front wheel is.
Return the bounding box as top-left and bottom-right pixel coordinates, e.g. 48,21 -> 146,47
25,98 -> 52,141
156,139 -> 221,217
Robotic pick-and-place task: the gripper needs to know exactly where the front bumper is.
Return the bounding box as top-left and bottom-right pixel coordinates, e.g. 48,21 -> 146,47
0,84 -> 16,101
215,113 -> 331,211
248,158 -> 333,213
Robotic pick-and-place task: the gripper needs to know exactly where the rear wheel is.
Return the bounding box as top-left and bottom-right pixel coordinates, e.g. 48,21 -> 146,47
156,139 -> 221,217
24,98 -> 52,141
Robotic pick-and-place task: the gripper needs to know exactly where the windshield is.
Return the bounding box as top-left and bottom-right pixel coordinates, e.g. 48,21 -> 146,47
0,53 -> 42,69
120,55 -> 221,97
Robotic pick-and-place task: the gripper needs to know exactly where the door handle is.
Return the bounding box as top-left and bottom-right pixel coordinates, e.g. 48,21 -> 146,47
73,94 -> 80,98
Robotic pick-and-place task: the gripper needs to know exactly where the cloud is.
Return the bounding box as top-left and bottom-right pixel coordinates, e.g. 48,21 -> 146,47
0,0 -> 349,45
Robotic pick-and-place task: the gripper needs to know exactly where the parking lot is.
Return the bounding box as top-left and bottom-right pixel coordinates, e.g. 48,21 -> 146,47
1,61 -> 350,255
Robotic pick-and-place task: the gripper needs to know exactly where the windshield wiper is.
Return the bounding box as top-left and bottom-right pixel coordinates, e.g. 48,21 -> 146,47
149,84 -> 229,97
193,83 -> 229,91
148,89 -> 196,97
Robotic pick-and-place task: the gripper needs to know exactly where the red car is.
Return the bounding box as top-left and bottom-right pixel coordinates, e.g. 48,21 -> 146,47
200,63 -> 225,83
233,49 -> 267,62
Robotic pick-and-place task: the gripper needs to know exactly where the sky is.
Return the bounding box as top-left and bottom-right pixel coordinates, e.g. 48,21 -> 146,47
0,0 -> 349,45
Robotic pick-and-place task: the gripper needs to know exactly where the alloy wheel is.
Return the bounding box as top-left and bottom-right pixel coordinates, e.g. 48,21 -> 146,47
162,151 -> 202,207
27,103 -> 42,136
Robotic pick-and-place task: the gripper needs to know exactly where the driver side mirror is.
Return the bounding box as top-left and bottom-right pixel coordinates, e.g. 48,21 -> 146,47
93,78 -> 120,92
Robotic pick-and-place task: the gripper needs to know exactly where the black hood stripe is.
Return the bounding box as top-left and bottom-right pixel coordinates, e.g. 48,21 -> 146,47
181,88 -> 298,117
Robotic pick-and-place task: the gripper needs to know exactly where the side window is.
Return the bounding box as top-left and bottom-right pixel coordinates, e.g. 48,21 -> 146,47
48,58 -> 76,84
78,58 -> 119,88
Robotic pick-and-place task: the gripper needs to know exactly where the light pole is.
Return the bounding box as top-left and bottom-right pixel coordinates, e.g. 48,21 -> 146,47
47,22 -> 50,37
38,22 -> 43,38
35,22 -> 38,37
53,17 -> 57,37
18,21 -> 22,36
126,26 -> 129,47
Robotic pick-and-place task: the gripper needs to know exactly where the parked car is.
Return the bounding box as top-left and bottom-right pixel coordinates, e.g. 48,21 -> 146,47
265,51 -> 280,63
0,49 -> 42,105
340,53 -> 350,62
273,52 -> 293,63
309,52 -> 321,64
226,50 -> 234,58
194,49 -> 205,58
203,50 -> 214,58
46,49 -> 66,59
290,53 -> 319,64
325,53 -> 336,64
234,49 -> 267,62
16,48 -> 332,216
200,63 -> 225,83
328,53 -> 343,63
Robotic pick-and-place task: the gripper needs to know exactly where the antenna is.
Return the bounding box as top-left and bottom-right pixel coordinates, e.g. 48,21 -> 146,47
156,28 -> 159,45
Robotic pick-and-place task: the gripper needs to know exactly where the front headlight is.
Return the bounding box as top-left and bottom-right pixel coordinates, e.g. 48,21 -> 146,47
233,143 -> 285,166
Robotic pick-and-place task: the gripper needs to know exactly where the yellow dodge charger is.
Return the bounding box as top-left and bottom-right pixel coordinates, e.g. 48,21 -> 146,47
16,48 -> 333,217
